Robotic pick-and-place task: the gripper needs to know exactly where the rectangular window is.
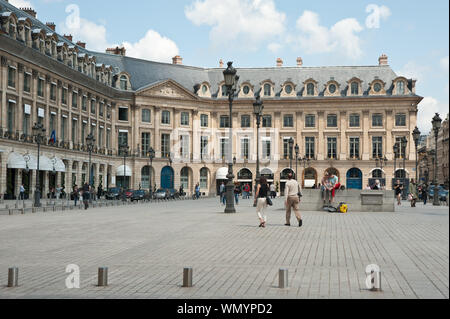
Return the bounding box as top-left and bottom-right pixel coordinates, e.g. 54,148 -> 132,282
49,113 -> 56,139
72,92 -> 78,108
241,115 -> 251,128
7,101 -> 15,132
395,137 -> 407,158
241,138 -> 249,159
220,116 -> 230,128
180,135 -> 189,159
98,128 -> 103,148
50,83 -> 56,101
141,132 -> 151,156
8,66 -> 16,88
262,139 -> 271,159
118,107 -> 128,121
161,110 -> 170,124
106,129 -> 111,149
372,114 -> 383,127
349,114 -> 360,127
349,137 -> 360,159
81,122 -> 86,144
181,112 -> 190,126
220,138 -> 229,159
372,136 -> 383,158
283,138 -> 291,160
395,113 -> 406,126
200,114 -> 208,127
72,119 -> 77,144
327,114 -> 337,127
82,96 -> 87,111
327,137 -> 337,159
161,133 -> 170,158
305,114 -> 315,128
118,131 -> 128,152
61,116 -> 66,141
90,99 -> 96,115
23,72 -> 31,93
305,137 -> 315,159
38,78 -> 44,97
201,136 -> 208,160
99,102 -> 104,117
283,115 -> 294,127
142,109 -> 151,123
262,115 -> 272,128
23,105 -> 30,135
62,88 -> 67,105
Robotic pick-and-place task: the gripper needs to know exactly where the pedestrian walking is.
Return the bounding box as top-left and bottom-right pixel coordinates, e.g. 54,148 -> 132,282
242,183 -> 250,199
82,182 -> 90,210
422,184 -> 428,205
394,179 -> 403,205
269,183 -> 276,199
195,183 -> 200,199
408,178 -> 418,207
254,177 -> 270,228
73,185 -> 79,207
234,183 -> 241,205
19,184 -> 25,200
284,173 -> 303,227
219,182 -> 226,205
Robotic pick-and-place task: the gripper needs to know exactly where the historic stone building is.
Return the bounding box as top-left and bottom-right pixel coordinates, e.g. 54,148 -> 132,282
0,1 -> 423,199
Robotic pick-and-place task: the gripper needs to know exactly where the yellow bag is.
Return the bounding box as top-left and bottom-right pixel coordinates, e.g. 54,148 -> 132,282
339,203 -> 348,213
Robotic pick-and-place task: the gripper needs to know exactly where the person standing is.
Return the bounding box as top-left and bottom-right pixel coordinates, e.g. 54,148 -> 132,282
394,179 -> 403,206
372,180 -> 382,190
195,183 -> 200,199
73,185 -> 79,207
284,173 -> 303,227
242,183 -> 250,199
219,182 -> 226,205
408,179 -> 418,207
234,183 -> 241,205
82,182 -> 90,210
254,177 -> 270,228
321,173 -> 332,207
422,184 -> 428,205
19,184 -> 25,200
269,183 -> 276,199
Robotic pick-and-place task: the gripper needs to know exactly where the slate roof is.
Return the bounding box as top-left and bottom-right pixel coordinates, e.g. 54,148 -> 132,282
1,0 -> 414,99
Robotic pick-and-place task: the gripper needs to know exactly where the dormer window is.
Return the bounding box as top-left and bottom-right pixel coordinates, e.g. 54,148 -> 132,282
397,81 -> 405,95
202,85 -> 208,93
243,85 -> 250,95
373,82 -> 382,92
120,75 -> 128,90
264,84 -> 271,96
307,83 -> 314,96
285,84 -> 292,94
9,22 -> 16,38
351,82 -> 359,95
221,84 -> 228,97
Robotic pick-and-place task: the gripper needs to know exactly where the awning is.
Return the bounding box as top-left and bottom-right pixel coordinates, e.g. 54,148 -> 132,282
260,167 -> 274,176
116,165 -> 132,177
39,156 -> 53,171
23,154 -> 37,170
216,167 -> 228,180
7,152 -> 26,169
52,157 -> 66,172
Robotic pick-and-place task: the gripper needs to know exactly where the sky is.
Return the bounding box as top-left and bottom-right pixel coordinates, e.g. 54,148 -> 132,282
7,0 -> 449,134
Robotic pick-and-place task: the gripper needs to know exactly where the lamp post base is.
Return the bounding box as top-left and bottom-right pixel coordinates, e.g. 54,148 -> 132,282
34,189 -> 41,207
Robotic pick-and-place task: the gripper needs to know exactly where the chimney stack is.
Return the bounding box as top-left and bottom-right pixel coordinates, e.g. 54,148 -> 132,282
63,34 -> 73,42
276,58 -> 283,67
46,22 -> 56,31
296,57 -> 303,67
378,54 -> 388,66
219,59 -> 224,68
21,7 -> 37,18
172,55 -> 183,65
76,41 -> 86,49
106,46 -> 126,56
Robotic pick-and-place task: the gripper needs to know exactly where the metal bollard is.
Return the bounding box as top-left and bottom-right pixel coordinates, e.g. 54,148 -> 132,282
370,270 -> 382,291
7,267 -> 19,287
98,267 -> 108,286
279,268 -> 288,288
182,267 -> 193,287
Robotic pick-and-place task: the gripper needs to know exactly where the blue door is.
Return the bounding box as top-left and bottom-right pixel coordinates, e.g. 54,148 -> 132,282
347,168 -> 362,190
161,166 -> 174,189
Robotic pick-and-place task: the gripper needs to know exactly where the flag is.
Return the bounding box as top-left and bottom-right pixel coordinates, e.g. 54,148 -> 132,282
50,130 -> 56,143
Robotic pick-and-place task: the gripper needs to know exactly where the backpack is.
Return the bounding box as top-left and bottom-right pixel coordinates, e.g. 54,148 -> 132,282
337,202 -> 348,213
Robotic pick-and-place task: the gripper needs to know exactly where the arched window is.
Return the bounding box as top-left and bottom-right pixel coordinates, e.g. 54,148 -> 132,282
351,82 -> 359,95
120,75 -> 128,90
372,169 -> 383,178
200,168 -> 208,189
306,83 -> 314,96
264,84 -> 271,96
396,81 -> 405,95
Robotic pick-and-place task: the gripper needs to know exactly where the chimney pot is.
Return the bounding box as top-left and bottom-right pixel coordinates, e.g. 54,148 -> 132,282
276,58 -> 283,67
46,22 -> 56,31
76,41 -> 86,49
296,57 -> 303,67
219,59 -> 224,68
63,34 -> 73,42
106,46 -> 126,56
378,54 -> 388,66
172,55 -> 183,65
20,7 -> 37,18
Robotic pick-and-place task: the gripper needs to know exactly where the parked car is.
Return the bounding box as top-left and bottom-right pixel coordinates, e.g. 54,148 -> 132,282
154,189 -> 168,199
131,190 -> 146,202
105,187 -> 121,200
125,189 -> 134,199
428,185 -> 449,201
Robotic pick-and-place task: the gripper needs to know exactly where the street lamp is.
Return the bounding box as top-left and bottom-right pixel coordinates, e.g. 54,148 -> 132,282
432,113 -> 442,206
223,61 -> 239,214
375,155 -> 388,186
412,126 -> 421,189
294,144 -> 299,180
32,123 -> 46,207
148,147 -> 155,198
288,137 -> 294,169
119,142 -> 129,201
253,95 -> 264,190
86,133 -> 95,203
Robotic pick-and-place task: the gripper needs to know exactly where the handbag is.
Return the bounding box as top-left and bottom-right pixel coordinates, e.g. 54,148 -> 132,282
266,197 -> 273,206
408,194 -> 413,201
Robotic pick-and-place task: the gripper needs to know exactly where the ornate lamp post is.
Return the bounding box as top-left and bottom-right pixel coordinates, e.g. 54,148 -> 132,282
223,61 -> 239,214
375,155 -> 388,186
432,113 -> 442,206
32,123 -> 46,207
294,144 -> 299,180
86,133 -> 95,203
412,126 -> 421,188
119,142 -> 129,201
253,95 -> 264,190
401,136 -> 408,174
148,147 -> 155,198
288,137 -> 294,169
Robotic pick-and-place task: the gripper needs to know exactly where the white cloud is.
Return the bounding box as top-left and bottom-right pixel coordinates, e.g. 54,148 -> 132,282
365,4 -> 391,29
295,10 -> 363,59
267,42 -> 282,53
9,0 -> 34,9
122,30 -> 179,63
417,97 -> 449,133
440,56 -> 449,71
185,0 -> 286,50
60,16 -> 110,52
396,61 -> 430,80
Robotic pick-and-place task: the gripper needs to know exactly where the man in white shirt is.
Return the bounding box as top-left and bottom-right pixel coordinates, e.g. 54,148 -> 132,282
284,173 -> 303,227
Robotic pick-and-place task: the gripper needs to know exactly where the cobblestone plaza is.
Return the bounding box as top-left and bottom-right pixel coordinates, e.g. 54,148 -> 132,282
0,198 -> 448,299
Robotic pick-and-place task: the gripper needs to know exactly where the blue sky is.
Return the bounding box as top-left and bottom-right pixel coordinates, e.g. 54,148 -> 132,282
9,0 -> 449,133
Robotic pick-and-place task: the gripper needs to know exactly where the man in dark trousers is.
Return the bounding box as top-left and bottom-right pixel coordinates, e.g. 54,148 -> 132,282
82,182 -> 90,210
